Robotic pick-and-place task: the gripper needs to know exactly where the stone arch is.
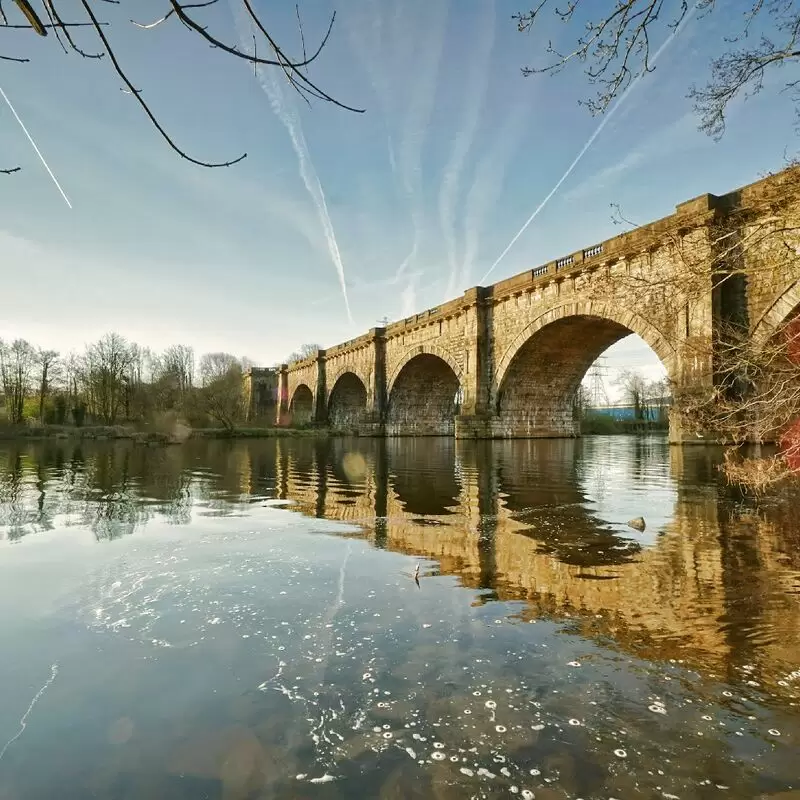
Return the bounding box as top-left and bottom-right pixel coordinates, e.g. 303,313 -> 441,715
386,347 -> 463,436
289,383 -> 314,426
752,280 -> 800,349
386,344 -> 463,396
493,303 -> 676,438
328,371 -> 368,429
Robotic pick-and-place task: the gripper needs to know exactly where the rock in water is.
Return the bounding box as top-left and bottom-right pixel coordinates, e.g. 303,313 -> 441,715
627,517 -> 646,531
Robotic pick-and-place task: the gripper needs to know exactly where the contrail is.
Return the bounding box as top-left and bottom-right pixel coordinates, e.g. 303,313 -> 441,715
262,72 -> 352,323
0,85 -> 72,208
478,2 -> 700,285
231,7 -> 352,323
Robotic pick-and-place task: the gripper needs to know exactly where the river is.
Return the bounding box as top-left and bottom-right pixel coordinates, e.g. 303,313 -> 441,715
0,435 -> 797,799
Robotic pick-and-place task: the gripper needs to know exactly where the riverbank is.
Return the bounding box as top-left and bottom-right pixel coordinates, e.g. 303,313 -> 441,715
0,421 -> 671,443
581,413 -> 668,436
0,423 -> 342,444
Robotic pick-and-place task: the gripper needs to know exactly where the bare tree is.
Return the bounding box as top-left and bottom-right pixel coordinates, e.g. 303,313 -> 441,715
83,332 -> 136,424
199,351 -> 240,386
151,344 -> 195,411
515,0 -> 800,138
36,349 -> 60,422
1,0 -> 363,173
614,369 -> 649,420
286,343 -> 322,363
195,353 -> 245,429
0,338 -> 37,424
163,344 -> 195,392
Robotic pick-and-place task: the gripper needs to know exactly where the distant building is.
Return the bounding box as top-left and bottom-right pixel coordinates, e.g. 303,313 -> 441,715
242,367 -> 279,423
587,396 -> 671,422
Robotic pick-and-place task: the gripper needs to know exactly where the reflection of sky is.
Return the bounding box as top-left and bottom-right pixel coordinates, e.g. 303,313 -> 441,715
576,436 -> 676,546
0,0 -> 796,374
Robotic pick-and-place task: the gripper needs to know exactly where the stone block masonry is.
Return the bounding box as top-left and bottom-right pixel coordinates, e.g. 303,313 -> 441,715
274,167 -> 800,443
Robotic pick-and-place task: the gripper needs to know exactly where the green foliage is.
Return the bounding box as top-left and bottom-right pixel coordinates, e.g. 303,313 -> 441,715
581,413 -> 623,435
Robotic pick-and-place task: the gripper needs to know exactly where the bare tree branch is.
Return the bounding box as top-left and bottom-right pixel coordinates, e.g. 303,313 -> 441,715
78,0 -> 246,168
1,0 -> 363,172
130,0 -> 217,31
515,0 -> 799,138
13,0 -> 47,36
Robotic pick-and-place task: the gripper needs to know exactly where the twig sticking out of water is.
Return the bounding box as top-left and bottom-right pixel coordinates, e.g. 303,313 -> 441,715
0,663 -> 59,762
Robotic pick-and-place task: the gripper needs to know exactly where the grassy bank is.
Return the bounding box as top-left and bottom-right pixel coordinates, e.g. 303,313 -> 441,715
580,412 -> 669,435
0,423 -> 345,444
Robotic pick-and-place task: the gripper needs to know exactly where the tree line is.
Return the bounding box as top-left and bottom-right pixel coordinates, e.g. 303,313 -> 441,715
0,333 -> 259,431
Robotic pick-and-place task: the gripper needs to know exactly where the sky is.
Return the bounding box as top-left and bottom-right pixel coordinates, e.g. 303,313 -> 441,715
0,0 -> 798,402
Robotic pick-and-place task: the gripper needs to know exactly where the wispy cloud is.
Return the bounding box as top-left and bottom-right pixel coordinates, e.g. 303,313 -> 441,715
400,275 -> 418,318
343,0 -> 449,298
561,112 -> 700,202
460,98 -> 529,290
232,7 -> 352,324
479,0 -> 701,285
387,0 -> 450,288
440,0 -> 496,299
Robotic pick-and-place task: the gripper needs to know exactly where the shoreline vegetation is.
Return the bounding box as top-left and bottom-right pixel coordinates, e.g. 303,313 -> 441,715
0,423 -> 336,444
0,419 -> 669,444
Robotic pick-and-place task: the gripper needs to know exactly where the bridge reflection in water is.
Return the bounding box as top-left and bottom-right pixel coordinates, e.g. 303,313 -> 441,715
258,435 -> 800,690
2,436 -> 799,696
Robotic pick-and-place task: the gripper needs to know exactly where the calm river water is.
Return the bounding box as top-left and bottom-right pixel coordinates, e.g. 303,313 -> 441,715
0,436 -> 798,799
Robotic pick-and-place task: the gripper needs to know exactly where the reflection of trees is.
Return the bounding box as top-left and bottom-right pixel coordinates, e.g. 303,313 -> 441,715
0,439 -> 289,541
70,444 -> 152,540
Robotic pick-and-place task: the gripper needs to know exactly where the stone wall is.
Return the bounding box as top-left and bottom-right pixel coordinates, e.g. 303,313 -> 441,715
243,368 -> 279,423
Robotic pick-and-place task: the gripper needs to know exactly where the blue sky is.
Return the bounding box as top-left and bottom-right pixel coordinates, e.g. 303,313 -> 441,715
0,0 -> 797,399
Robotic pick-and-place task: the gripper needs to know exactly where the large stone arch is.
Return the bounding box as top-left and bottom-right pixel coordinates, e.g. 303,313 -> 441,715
493,302 -> 677,438
327,371 -> 368,429
386,346 -> 463,436
752,280 -> 800,349
386,344 -> 463,396
289,383 -> 314,426
326,363 -> 371,398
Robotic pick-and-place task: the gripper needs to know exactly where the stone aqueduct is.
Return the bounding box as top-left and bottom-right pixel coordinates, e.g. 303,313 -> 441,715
249,167 -> 800,443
